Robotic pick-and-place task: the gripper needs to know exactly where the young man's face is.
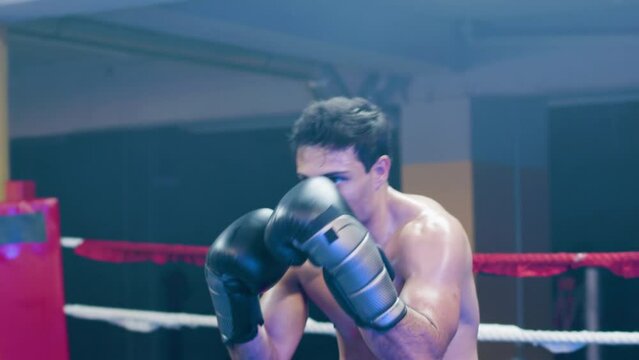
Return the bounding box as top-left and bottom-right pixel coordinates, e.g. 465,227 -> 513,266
295,145 -> 376,221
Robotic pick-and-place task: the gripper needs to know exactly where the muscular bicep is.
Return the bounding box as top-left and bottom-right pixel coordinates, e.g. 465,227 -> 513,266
398,221 -> 471,345
260,268 -> 309,359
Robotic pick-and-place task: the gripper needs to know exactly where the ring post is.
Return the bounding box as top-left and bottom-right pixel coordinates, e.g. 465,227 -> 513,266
0,181 -> 70,360
585,267 -> 600,360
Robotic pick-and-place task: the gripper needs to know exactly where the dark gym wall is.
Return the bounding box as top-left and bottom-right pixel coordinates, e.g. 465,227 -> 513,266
472,97 -> 639,360
471,96 -> 553,360
549,99 -> 639,360
11,111 -> 402,359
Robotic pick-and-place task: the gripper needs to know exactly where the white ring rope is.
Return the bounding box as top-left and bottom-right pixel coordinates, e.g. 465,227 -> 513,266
64,304 -> 639,354
477,324 -> 639,353
62,237 -> 84,248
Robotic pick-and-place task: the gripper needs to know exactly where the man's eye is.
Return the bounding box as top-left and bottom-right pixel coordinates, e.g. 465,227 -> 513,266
329,176 -> 346,184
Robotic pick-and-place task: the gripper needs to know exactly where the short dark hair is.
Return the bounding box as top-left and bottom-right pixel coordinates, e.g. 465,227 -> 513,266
289,97 -> 391,171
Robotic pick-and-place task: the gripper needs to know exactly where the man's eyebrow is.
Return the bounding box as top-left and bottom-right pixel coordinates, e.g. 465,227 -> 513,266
297,171 -> 349,180
323,171 -> 349,177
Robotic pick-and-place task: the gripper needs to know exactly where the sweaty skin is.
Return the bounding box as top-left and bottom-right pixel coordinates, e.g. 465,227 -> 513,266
227,146 -> 479,360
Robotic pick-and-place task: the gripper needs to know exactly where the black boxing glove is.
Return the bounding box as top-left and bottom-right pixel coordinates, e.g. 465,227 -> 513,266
205,209 -> 288,344
265,177 -> 407,331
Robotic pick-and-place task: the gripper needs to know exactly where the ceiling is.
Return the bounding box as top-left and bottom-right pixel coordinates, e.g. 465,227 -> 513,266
2,0 -> 639,74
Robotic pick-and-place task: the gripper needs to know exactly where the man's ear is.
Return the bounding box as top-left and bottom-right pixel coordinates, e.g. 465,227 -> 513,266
371,155 -> 391,189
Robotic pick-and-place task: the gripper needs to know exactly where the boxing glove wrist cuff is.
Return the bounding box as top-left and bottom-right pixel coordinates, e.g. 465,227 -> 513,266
323,264 -> 407,332
371,297 -> 408,331
206,270 -> 263,345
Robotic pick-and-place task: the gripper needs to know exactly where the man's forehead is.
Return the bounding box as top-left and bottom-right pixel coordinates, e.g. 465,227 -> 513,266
296,145 -> 358,164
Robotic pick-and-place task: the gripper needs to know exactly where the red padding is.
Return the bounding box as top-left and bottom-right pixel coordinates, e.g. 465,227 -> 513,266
5,181 -> 36,201
0,199 -> 69,360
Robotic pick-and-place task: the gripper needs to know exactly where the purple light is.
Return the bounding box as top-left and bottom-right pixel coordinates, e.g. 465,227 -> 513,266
1,244 -> 21,260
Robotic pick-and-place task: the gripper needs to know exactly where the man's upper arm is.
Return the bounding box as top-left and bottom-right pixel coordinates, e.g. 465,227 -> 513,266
259,268 -> 309,359
398,217 -> 471,346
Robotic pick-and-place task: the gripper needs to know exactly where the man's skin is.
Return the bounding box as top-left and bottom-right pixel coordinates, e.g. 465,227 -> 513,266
228,145 -> 479,360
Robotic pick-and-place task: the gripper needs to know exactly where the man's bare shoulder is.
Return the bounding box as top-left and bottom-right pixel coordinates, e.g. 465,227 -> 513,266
390,192 -> 473,281
406,194 -> 449,216
398,193 -> 462,235
392,192 -> 469,258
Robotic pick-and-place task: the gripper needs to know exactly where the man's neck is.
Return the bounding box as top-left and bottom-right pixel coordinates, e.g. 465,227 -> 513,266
362,186 -> 397,249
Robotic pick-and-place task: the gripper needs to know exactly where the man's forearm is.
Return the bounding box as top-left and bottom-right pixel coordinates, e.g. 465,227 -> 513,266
360,307 -> 451,360
227,326 -> 278,360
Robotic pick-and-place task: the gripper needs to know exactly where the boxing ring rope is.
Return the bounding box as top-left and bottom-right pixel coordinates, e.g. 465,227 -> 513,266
63,303 -> 639,354
60,237 -> 639,354
60,237 -> 639,278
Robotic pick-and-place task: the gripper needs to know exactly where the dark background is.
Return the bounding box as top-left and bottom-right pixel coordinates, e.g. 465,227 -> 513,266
472,97 -> 639,359
549,101 -> 639,360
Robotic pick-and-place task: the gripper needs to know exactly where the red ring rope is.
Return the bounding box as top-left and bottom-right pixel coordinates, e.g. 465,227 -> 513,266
72,239 -> 639,278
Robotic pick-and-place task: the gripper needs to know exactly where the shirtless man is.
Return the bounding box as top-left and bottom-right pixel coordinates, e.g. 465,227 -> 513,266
205,97 -> 479,359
